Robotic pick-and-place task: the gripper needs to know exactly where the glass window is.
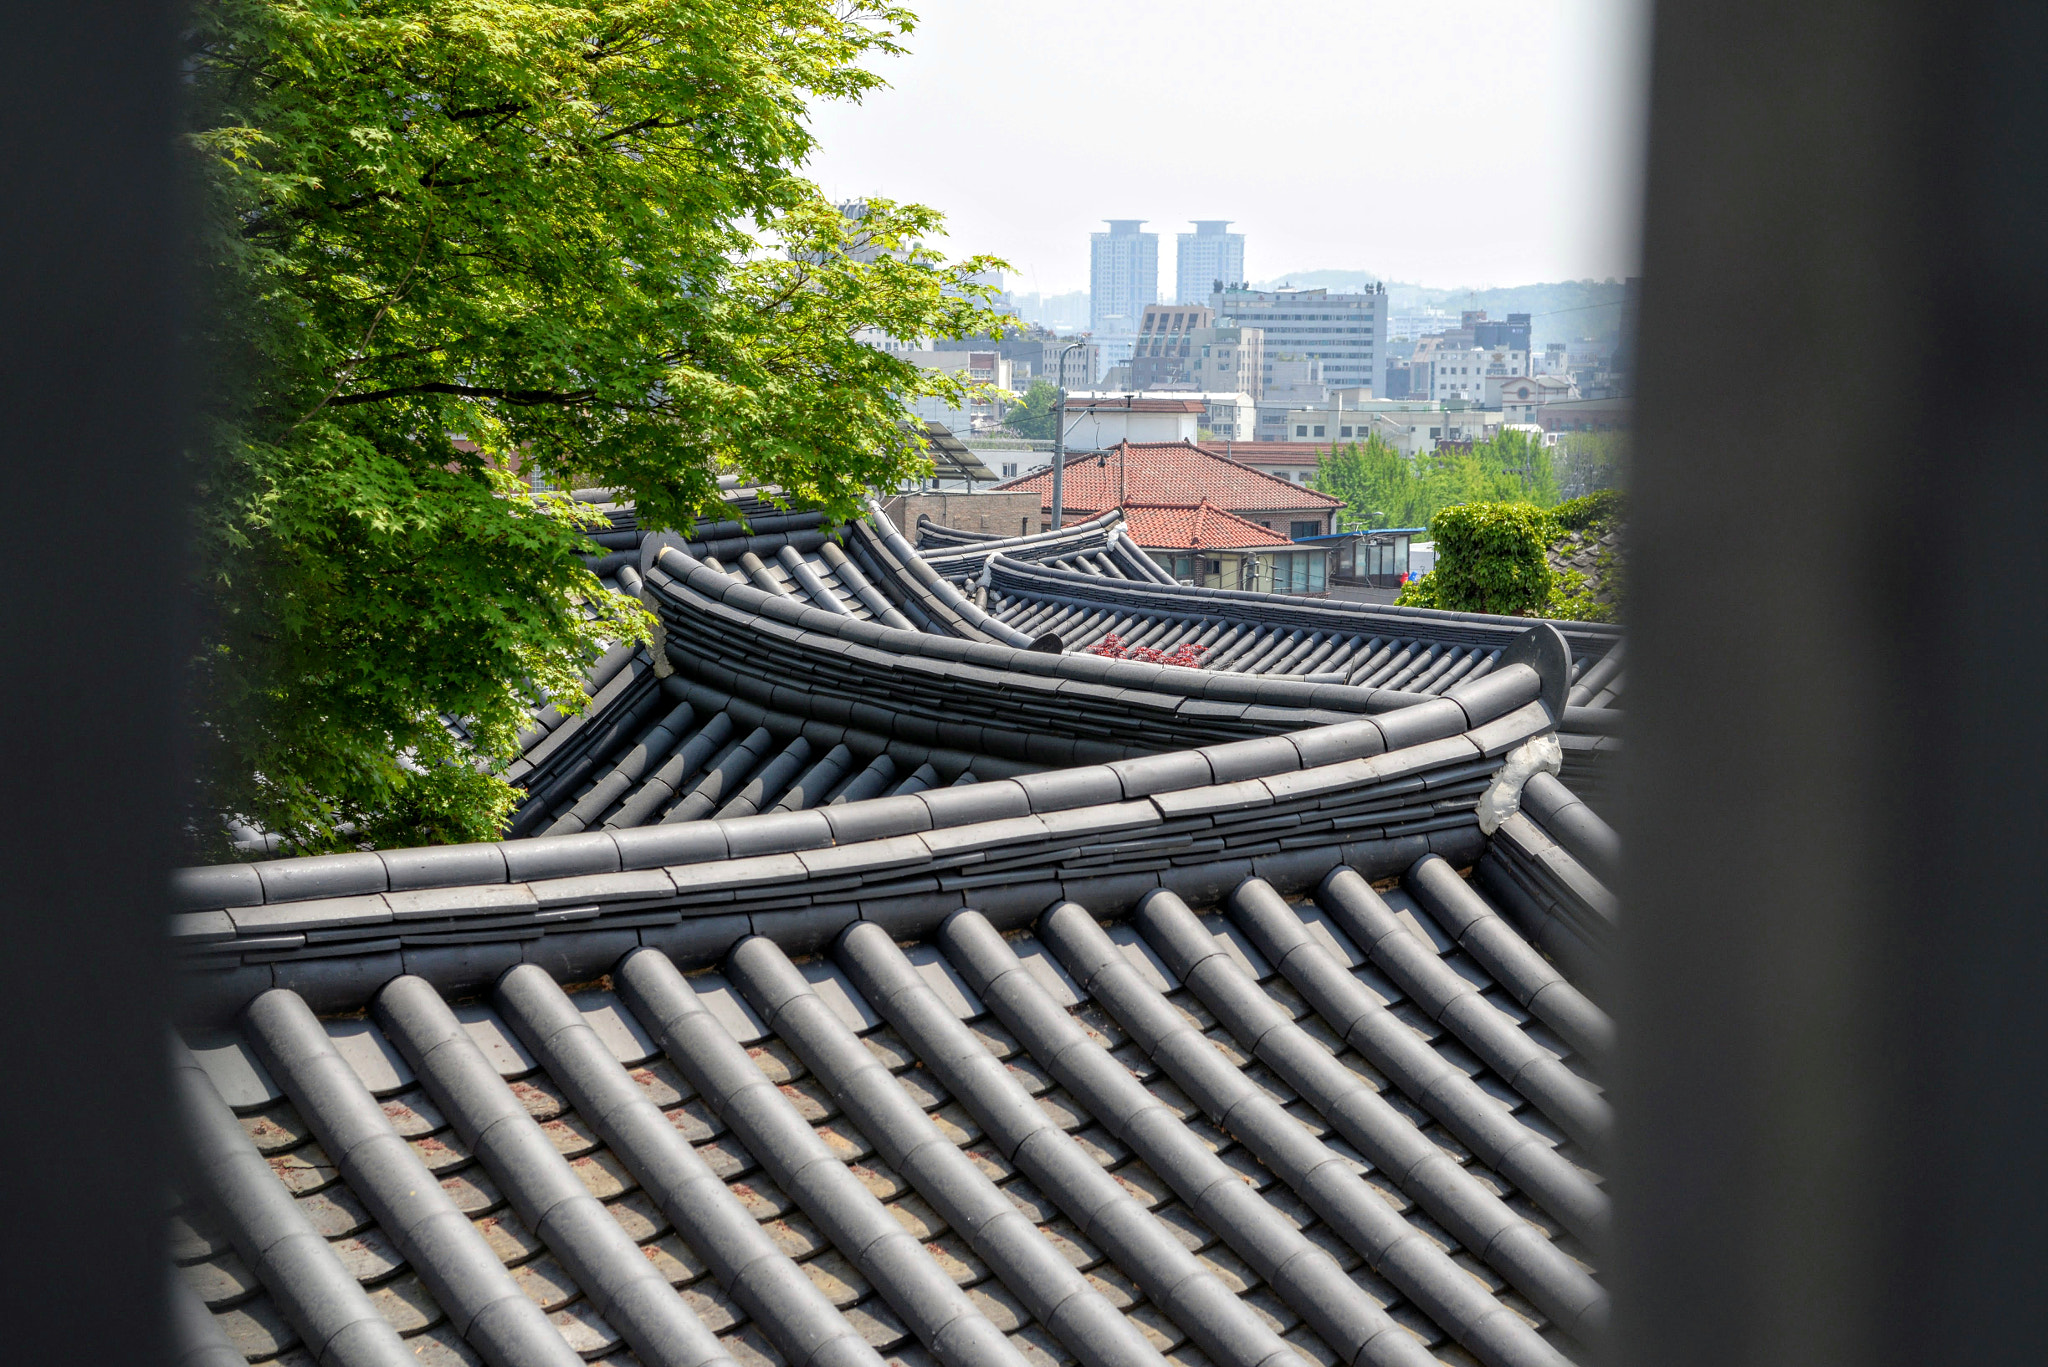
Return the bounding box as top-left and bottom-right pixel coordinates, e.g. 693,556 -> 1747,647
1295,424 -> 1308,436
1308,554 -> 1326,591
1313,426 -> 1325,437
1341,426 -> 1353,437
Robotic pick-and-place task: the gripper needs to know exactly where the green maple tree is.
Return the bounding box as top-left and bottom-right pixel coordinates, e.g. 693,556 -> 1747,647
187,0 -> 1012,854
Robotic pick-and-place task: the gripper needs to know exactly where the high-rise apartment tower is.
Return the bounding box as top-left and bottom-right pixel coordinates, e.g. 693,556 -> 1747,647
1089,220 -> 1158,334
1175,221 -> 1245,305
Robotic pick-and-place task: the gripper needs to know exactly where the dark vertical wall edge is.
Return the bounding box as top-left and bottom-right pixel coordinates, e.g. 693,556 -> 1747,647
1619,2 -> 2048,1365
0,2 -> 185,1362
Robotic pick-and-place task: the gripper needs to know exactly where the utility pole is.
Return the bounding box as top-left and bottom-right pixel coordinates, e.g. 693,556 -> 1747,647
1051,339 -> 1088,530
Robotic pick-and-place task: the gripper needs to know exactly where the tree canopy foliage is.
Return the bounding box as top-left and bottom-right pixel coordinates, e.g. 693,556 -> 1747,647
1000,377 -> 1060,440
1310,428 -> 1560,532
187,0 -> 1013,856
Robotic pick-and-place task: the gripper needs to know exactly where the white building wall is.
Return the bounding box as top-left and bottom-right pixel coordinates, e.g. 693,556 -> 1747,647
1057,405 -> 1200,450
1212,286 -> 1390,397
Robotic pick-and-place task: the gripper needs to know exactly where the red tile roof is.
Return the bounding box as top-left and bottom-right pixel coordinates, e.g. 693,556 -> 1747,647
992,440 -> 1344,515
1120,500 -> 1297,551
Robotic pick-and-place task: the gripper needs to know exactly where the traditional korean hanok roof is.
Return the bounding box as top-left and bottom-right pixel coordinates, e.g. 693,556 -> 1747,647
168,612 -> 1620,1367
910,514 -> 1622,809
990,443 -> 1344,519
419,491 -> 1570,851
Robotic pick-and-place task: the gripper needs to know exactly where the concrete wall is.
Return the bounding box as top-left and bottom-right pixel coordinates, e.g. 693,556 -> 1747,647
879,491 -> 1044,539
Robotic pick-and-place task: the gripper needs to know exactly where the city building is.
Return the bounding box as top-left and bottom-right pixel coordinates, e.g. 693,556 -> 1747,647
1253,357 -> 1329,440
1089,220 -> 1158,335
1174,220 -> 1245,304
875,489 -> 1041,539
985,333 -> 1097,391
1536,395 -> 1633,436
1191,391 -> 1257,441
1473,312 -> 1533,351
1188,325 -> 1265,398
1121,500 -> 1317,593
1044,390 -> 1255,445
1389,303 -> 1457,341
1131,305 -> 1265,399
1194,440 -> 1326,486
1258,400 -> 1503,460
1382,360 -> 1429,400
1297,526 -> 1423,587
1130,304 -> 1215,389
1495,372 -> 1578,423
1417,344 -> 1527,403
902,350 -> 1014,436
1091,334 -> 1135,383
1212,284 -> 1389,397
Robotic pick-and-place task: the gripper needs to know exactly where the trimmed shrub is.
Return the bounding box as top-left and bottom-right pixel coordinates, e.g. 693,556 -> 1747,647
1550,488 -> 1625,534
1415,501 -> 1556,616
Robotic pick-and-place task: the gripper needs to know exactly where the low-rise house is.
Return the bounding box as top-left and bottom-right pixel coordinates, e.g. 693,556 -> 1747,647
1119,499 -> 1329,593
1298,525 -> 1426,587
1495,372 -> 1578,423
993,439 -> 1345,538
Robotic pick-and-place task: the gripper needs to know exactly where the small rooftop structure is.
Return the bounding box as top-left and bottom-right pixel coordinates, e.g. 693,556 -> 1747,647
914,420 -> 999,487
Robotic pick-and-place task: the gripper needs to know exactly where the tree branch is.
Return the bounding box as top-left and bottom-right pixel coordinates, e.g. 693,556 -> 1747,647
327,382 -> 601,409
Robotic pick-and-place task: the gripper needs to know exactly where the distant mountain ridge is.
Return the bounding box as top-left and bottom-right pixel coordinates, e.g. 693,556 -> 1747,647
1249,271 -> 1630,348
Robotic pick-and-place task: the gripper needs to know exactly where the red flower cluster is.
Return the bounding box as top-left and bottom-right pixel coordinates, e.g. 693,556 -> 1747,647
1087,633 -> 1208,669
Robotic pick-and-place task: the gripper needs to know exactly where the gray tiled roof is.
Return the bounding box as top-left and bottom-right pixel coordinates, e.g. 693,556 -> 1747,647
475,509 -> 1574,845
912,511 -> 1622,809
431,494 -> 1617,860
171,607 -> 1619,1367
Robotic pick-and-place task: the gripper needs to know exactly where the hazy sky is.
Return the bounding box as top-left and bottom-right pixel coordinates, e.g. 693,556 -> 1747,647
802,0 -> 1654,298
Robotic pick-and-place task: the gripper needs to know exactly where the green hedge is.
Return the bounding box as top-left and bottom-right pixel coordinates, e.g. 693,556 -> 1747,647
1402,501 -> 1555,615
1395,495 -> 1623,621
1550,488 -> 1625,533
